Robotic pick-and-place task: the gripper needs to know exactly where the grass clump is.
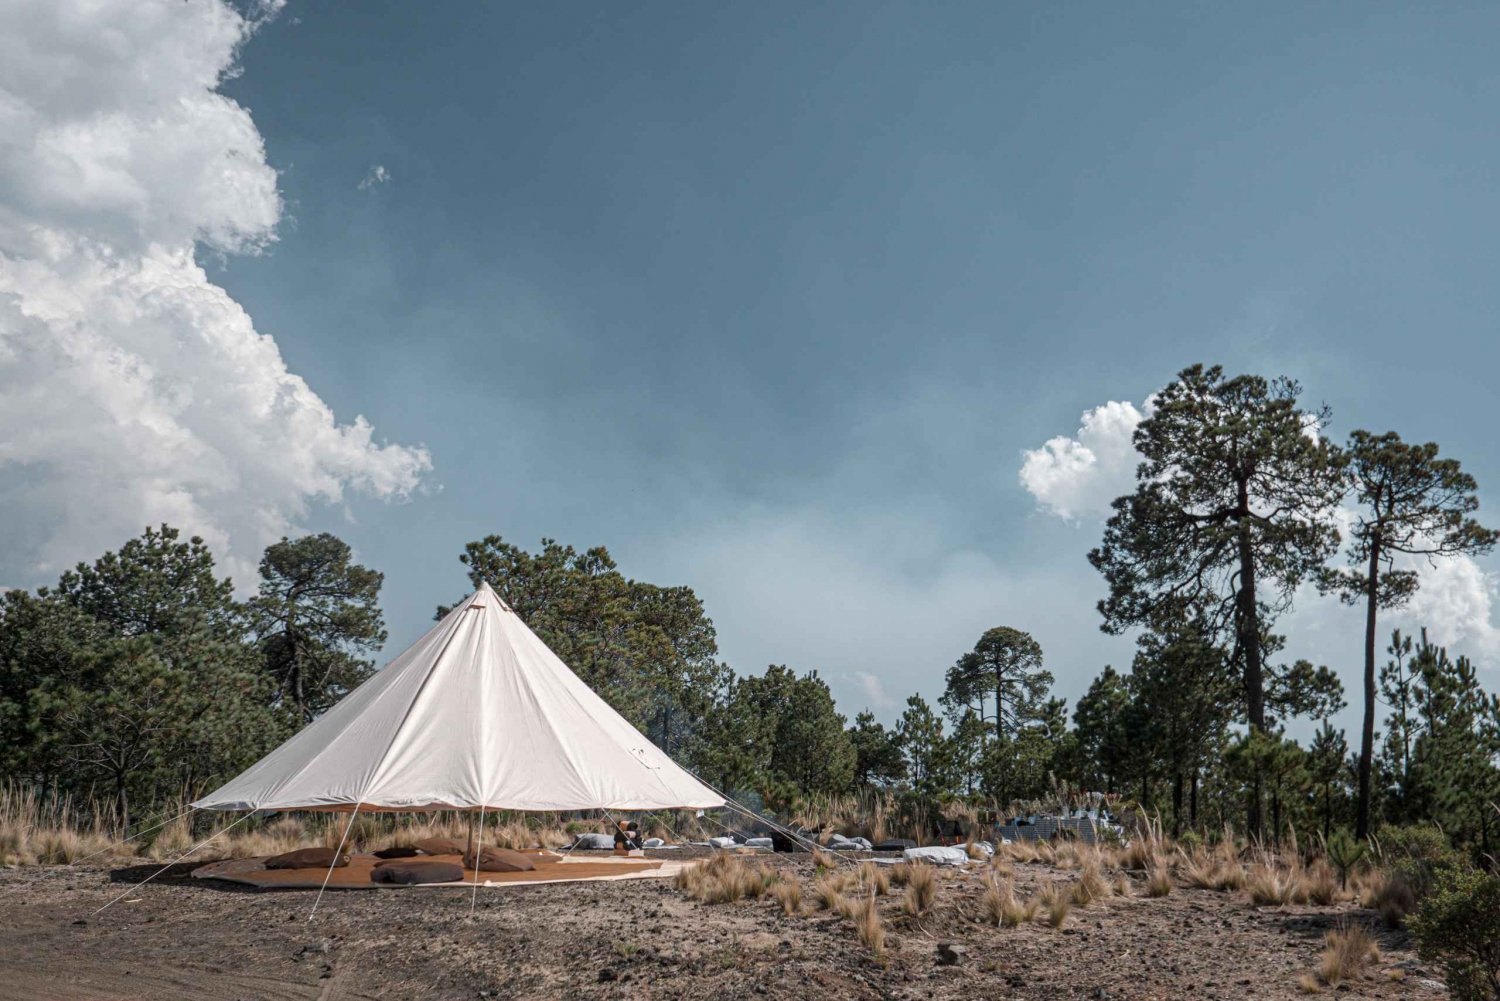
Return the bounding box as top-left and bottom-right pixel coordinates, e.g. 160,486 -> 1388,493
858,861 -> 889,896
1247,862 -> 1296,907
770,879 -> 802,915
1316,923 -> 1380,986
1071,860 -> 1111,908
901,862 -> 938,917
1038,883 -> 1071,929
850,895 -> 886,959
675,854 -> 764,904
1146,866 -> 1172,898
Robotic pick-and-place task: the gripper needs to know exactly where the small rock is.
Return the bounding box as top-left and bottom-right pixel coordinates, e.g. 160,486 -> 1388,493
936,942 -> 966,966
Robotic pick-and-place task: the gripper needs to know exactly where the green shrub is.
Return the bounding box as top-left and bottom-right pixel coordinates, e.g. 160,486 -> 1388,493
1177,831 -> 1204,853
1376,825 -> 1462,900
1408,865 -> 1500,1001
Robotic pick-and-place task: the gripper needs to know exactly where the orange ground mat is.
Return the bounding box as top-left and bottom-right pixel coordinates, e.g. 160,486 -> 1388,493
191,850 -> 677,890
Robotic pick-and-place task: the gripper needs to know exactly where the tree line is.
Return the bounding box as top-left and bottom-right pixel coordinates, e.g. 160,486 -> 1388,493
2,362 -> 1497,863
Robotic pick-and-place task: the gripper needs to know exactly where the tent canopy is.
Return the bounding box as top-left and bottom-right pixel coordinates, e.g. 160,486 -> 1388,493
192,582 -> 724,813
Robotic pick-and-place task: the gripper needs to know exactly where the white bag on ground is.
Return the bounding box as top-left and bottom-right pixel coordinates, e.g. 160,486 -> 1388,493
571,833 -> 616,850
902,845 -> 971,866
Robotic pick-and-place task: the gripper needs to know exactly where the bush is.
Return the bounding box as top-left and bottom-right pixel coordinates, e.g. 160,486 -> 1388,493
1408,865 -> 1500,1001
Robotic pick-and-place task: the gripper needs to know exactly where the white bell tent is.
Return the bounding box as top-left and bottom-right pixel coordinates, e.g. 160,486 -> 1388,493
192,582 -> 724,814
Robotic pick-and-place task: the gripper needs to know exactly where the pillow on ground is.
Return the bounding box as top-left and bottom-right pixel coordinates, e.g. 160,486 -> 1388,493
707,836 -> 737,849
827,834 -> 873,850
370,860 -> 465,885
413,837 -> 465,855
571,833 -> 616,850
264,847 -> 351,869
642,837 -> 665,848
745,837 -> 773,849
463,846 -> 537,872
372,845 -> 420,859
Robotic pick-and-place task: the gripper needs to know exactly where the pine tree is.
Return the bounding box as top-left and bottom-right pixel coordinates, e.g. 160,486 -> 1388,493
1319,430 -> 1497,838
1090,364 -> 1344,835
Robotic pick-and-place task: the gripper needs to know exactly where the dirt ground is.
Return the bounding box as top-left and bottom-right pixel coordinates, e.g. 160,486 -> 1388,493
0,849 -> 1451,1001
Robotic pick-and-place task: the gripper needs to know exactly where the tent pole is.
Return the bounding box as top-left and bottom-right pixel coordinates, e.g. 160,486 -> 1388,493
467,803 -> 486,916
308,805 -> 360,923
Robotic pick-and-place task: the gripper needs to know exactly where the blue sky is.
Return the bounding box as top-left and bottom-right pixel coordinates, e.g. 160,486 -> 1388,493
5,1 -> 1500,731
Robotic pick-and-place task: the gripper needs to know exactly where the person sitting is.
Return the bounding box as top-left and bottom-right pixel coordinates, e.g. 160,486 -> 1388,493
613,820 -> 643,855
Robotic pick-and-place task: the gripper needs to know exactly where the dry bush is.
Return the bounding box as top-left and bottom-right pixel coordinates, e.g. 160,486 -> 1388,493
889,863 -> 913,887
676,853 -> 763,904
1052,842 -> 1079,869
1113,872 -> 1133,897
814,873 -> 851,911
811,846 -> 836,870
1071,860 -> 1111,907
1034,840 -> 1057,866
979,871 -> 1010,926
1317,924 -> 1380,986
851,894 -> 886,958
1146,865 -> 1172,897
1039,883 -> 1071,929
1367,869 -> 1416,927
770,879 -> 803,915
1003,839 -> 1040,864
857,861 -> 889,896
1248,863 -> 1296,907
1303,861 -> 1338,906
1297,972 -> 1322,994
901,863 -> 938,917
1182,848 -> 1247,892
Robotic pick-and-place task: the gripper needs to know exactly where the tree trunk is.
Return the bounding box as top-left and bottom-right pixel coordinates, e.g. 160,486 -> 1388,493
1237,512 -> 1265,839
1171,772 -> 1184,838
115,776 -> 130,835
1357,538 -> 1380,840
1190,771 -> 1199,829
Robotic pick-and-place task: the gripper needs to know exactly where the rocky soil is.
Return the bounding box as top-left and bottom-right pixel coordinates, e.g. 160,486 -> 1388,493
0,849 -> 1450,1000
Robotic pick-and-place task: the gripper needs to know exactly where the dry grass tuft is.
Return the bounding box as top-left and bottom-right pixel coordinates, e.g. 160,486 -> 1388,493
814,873 -> 851,912
1146,865 -> 1173,898
1182,849 -> 1247,892
1368,870 -> 1416,928
1303,861 -> 1338,906
1070,859 -> 1111,907
889,862 -> 913,887
1039,883 -> 1071,929
851,895 -> 886,958
901,862 -> 938,917
770,879 -> 803,915
811,846 -> 836,870
858,861 -> 890,896
675,853 -> 765,904
1113,872 -> 1133,897
1297,972 -> 1322,994
1317,924 -> 1380,986
1248,862 -> 1296,907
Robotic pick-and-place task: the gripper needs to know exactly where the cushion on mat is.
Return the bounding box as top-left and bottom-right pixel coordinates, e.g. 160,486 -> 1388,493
413,837 -> 465,855
372,845 -> 421,859
264,847 -> 351,869
370,860 -> 465,885
462,846 -> 537,872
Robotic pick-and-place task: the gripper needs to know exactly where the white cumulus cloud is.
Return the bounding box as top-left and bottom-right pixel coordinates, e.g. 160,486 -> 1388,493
1018,399 -> 1145,519
0,0 -> 430,584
